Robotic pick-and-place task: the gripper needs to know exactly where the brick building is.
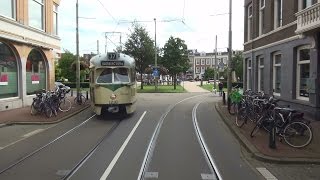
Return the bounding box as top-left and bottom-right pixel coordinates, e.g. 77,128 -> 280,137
0,0 -> 61,111
243,0 -> 320,118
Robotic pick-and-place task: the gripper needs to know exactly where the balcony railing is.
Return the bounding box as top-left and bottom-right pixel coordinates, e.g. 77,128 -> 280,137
296,3 -> 320,34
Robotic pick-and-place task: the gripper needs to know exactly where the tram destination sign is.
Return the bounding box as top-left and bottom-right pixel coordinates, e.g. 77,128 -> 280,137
101,61 -> 124,66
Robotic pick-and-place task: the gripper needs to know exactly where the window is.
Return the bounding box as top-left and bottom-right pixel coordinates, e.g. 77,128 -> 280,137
0,0 -> 15,19
247,3 -> 253,41
297,46 -> 311,101
201,66 -> 205,74
206,58 -> 210,65
273,53 -> 281,96
196,67 -> 200,73
274,0 -> 283,28
258,56 -> 264,92
97,68 -> 112,83
196,59 -> 200,65
201,59 -> 205,65
114,68 -> 129,83
0,42 -> 18,99
53,3 -> 58,35
26,49 -> 46,95
247,59 -> 252,89
29,0 -> 45,30
259,0 -> 265,36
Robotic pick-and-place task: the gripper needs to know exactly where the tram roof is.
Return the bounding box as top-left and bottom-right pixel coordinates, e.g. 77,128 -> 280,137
90,52 -> 135,68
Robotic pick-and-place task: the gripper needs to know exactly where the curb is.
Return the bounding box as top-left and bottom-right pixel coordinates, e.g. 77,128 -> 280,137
3,105 -> 90,126
214,103 -> 320,165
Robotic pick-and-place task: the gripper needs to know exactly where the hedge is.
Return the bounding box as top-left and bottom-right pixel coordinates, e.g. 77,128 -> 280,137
63,82 -> 89,88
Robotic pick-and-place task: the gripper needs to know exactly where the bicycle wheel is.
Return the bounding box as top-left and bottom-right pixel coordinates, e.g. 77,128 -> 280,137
250,116 -> 266,137
228,102 -> 238,115
283,122 -> 313,148
31,103 -> 39,115
59,98 -> 72,112
235,107 -> 246,127
74,95 -> 87,105
44,103 -> 53,118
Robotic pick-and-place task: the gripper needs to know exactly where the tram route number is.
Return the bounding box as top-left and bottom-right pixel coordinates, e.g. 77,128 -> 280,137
101,61 -> 124,66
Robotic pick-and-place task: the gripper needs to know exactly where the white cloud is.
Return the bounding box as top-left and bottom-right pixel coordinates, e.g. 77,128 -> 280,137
59,0 -> 244,55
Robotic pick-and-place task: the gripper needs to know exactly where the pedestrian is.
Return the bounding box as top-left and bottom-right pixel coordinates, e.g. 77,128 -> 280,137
218,82 -> 223,96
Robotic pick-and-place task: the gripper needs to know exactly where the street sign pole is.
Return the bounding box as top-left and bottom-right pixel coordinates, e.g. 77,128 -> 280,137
154,18 -> 158,91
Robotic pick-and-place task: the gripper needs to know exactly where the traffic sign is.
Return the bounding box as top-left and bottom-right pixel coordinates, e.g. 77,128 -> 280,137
152,68 -> 159,77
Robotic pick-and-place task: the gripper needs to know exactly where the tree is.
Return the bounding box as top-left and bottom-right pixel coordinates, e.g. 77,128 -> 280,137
161,36 -> 189,89
59,50 -> 76,82
123,22 -> 154,89
204,68 -> 215,80
232,51 -> 244,82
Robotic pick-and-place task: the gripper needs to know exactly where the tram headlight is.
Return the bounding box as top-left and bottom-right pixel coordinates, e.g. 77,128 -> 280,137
110,93 -> 117,100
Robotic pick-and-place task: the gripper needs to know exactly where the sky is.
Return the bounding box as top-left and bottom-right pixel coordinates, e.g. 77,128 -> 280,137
59,0 -> 244,55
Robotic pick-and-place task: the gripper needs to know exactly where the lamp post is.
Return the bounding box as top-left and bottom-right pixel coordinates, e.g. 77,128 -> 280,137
154,18 -> 158,91
76,0 -> 81,103
227,0 -> 232,101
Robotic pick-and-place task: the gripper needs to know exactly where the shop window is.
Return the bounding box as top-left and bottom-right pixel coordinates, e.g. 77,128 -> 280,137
258,56 -> 264,92
26,49 -> 46,95
0,42 -> 18,99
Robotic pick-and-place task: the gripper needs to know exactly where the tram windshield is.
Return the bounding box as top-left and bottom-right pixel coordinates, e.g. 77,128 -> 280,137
96,68 -> 130,84
114,68 -> 130,83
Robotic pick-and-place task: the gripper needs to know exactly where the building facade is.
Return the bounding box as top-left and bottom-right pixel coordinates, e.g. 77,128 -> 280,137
0,0 -> 61,111
243,0 -> 320,119
188,49 -> 228,79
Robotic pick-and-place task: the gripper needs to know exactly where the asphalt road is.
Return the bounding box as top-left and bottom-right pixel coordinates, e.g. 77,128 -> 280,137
0,93 -> 263,180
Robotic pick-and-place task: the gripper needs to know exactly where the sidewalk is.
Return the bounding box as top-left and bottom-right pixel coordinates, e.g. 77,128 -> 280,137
0,97 -> 90,126
183,81 -> 210,93
215,101 -> 320,164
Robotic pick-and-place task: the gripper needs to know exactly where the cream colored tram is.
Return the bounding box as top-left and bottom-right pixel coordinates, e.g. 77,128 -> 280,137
89,52 -> 137,115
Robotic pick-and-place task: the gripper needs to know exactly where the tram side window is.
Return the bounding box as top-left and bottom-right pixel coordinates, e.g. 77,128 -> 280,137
97,68 -> 112,83
114,68 -> 130,83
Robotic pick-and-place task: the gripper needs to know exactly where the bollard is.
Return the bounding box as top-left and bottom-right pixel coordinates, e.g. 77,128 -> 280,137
223,91 -> 226,105
86,91 -> 89,100
269,121 -> 276,149
200,79 -> 203,86
227,96 -> 231,110
71,89 -> 73,96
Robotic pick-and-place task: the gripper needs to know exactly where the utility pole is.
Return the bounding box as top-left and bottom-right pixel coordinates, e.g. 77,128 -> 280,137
97,40 -> 99,54
214,35 -> 218,90
154,18 -> 158,91
227,0 -> 233,100
76,0 -> 81,103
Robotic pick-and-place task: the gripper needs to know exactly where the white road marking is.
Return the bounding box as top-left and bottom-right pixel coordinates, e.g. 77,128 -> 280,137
256,167 -> 278,180
100,111 -> 147,180
0,147 -> 3,150
144,172 -> 158,178
201,173 -> 215,180
22,129 -> 44,138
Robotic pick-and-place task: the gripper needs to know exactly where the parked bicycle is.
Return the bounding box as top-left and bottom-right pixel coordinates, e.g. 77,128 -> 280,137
228,85 -> 243,115
73,88 -> 87,105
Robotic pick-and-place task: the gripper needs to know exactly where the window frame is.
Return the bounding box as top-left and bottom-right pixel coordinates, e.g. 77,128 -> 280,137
28,0 -> 45,31
258,56 -> 264,92
273,52 -> 282,96
259,0 -> 265,36
296,45 -> 311,101
274,0 -> 283,29
247,3 -> 253,41
247,59 -> 252,89
0,0 -> 16,19
53,3 -> 58,35
196,59 -> 200,65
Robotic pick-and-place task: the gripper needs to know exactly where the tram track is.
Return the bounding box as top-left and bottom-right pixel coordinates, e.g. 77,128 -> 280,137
0,114 -> 97,175
62,119 -> 121,180
137,94 -> 217,180
192,102 -> 222,180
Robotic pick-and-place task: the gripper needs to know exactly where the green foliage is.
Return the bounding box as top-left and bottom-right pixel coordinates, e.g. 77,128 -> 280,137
59,50 -> 76,82
232,51 -> 244,81
137,85 -> 186,93
204,68 -> 215,80
123,22 -> 155,89
161,36 -> 189,89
